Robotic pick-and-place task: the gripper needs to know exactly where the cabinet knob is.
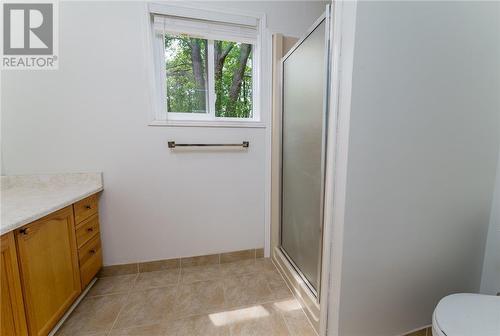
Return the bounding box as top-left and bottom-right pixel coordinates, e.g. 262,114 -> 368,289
19,228 -> 30,235
89,249 -> 96,255
85,205 -> 92,210
87,227 -> 94,232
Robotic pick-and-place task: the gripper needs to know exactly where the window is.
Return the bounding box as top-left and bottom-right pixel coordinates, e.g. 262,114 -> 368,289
150,7 -> 263,126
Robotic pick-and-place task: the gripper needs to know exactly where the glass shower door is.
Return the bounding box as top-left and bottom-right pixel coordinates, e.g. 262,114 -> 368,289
280,14 -> 329,294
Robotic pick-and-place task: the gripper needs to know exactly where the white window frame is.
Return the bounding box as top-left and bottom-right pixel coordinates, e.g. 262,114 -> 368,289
148,3 -> 266,128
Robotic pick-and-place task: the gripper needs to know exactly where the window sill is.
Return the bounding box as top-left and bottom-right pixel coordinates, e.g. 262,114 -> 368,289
149,120 -> 267,128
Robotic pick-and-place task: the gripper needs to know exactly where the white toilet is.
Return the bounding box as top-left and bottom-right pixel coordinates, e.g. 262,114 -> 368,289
432,293 -> 500,336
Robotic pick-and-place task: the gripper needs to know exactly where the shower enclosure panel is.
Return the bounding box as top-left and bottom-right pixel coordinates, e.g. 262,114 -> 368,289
280,12 -> 330,295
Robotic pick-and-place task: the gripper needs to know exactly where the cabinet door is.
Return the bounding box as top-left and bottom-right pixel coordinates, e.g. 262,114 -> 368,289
1,232 -> 28,336
16,206 -> 81,336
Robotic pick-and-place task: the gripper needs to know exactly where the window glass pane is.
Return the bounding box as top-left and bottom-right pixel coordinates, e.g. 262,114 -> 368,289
214,41 -> 253,118
165,34 -> 208,113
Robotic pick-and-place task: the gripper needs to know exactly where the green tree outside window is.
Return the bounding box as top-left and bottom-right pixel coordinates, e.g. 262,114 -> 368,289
165,34 -> 253,118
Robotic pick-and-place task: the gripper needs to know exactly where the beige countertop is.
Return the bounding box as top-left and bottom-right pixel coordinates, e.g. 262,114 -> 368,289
1,173 -> 103,235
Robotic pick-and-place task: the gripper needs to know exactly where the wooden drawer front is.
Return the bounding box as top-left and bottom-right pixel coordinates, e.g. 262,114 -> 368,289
78,236 -> 102,288
74,194 -> 98,224
76,214 -> 99,249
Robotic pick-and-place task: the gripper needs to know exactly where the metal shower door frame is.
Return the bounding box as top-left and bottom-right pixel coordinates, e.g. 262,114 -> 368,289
278,5 -> 332,301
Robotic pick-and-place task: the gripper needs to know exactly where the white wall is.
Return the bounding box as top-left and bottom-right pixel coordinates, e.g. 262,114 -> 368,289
481,150 -> 500,295
335,1 -> 500,335
0,1 -> 326,265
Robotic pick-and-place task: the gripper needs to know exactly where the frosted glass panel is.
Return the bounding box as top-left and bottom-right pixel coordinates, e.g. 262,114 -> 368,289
281,20 -> 326,291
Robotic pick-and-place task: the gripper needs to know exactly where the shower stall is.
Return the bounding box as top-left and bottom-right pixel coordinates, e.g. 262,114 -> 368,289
278,7 -> 331,302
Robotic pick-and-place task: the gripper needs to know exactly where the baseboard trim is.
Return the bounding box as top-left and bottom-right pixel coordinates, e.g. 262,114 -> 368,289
99,247 -> 265,277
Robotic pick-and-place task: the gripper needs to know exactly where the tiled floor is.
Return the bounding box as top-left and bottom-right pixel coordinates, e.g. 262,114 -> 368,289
56,258 -> 317,336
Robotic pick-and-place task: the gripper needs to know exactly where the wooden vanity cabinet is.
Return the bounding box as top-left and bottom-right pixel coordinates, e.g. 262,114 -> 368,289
15,206 -> 82,336
0,193 -> 102,336
1,232 -> 28,336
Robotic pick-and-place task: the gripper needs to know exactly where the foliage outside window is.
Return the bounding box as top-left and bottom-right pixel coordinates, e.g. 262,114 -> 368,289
164,33 -> 254,119
213,40 -> 252,118
165,35 -> 208,114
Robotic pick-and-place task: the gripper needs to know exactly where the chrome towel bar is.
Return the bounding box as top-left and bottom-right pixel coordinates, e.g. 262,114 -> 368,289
168,141 -> 249,148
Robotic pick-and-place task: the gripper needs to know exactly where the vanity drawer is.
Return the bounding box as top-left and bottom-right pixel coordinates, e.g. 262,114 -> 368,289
74,194 -> 98,224
75,214 -> 99,249
78,236 -> 102,288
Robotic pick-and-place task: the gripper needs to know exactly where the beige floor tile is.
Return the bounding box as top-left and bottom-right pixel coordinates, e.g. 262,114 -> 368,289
57,333 -> 106,336
228,302 -> 290,336
113,286 -> 178,329
254,258 -> 278,273
174,280 -> 226,319
223,274 -> 274,308
275,299 -> 316,336
220,259 -> 278,280
259,271 -> 293,300
181,264 -> 222,283
88,274 -> 137,297
108,322 -> 168,336
219,260 -> 258,277
56,294 -> 127,336
56,256 -> 314,336
164,314 -> 230,336
133,269 -> 180,290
